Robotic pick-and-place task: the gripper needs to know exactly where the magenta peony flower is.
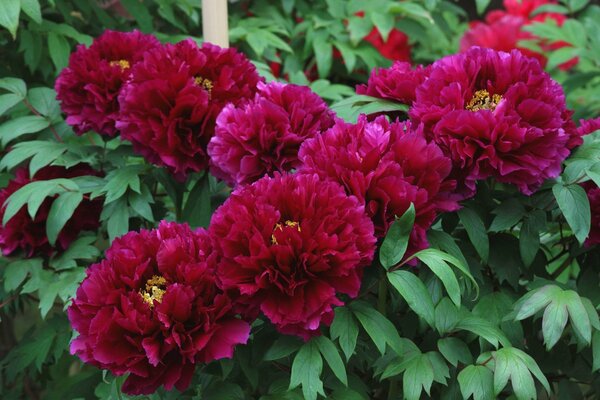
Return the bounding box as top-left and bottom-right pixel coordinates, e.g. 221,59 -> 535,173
117,40 -> 262,179
209,173 -> 376,340
583,182 -> 600,246
68,221 -> 250,395
207,81 -> 336,186
356,61 -> 429,106
55,30 -> 160,136
577,117 -> 600,137
0,165 -> 103,257
298,116 -> 458,255
410,47 -> 580,197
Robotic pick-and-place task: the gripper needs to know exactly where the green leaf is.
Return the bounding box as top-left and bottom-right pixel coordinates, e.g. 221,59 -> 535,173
0,77 -> 26,97
427,351 -> 450,385
593,331 -> 600,372
510,348 -> 551,395
333,41 -> 357,73
0,0 -> 20,38
264,336 -> 303,361
563,290 -> 592,345
388,270 -> 435,326
494,348 -> 537,400
27,87 -> 61,119
183,176 -> 211,228
129,190 -> 154,222
3,258 -> 41,292
289,340 -> 325,400
403,354 -> 434,400
120,0 -> 154,32
99,165 -> 144,203
350,301 -> 402,355
455,317 -> 511,348
434,297 -> 461,334
489,199 -> 525,232
104,198 -> 129,242
50,236 -> 99,270
515,285 -> 562,320
427,230 -> 469,270
331,94 -> 408,123
458,208 -> 489,262
438,338 -> 473,367
314,336 -> 347,386
0,116 -> 50,147
46,191 -> 83,246
416,250 -> 461,306
313,35 -> 333,78
519,211 -> 544,267
330,307 -> 359,361
370,12 -> 394,41
553,183 -> 591,244
0,93 -> 22,116
458,365 -> 494,400
475,0 -> 492,15
20,0 -> 41,23
541,296 -> 568,350
379,203 -> 415,269
48,32 -> 71,71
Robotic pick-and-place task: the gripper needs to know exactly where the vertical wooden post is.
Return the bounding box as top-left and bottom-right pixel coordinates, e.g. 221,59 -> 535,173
202,0 -> 229,48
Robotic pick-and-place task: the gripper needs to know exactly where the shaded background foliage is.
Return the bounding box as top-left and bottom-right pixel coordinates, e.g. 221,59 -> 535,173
1,0 -> 600,399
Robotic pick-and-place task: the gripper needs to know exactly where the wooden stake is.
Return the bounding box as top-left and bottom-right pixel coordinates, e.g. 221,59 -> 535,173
202,0 -> 229,48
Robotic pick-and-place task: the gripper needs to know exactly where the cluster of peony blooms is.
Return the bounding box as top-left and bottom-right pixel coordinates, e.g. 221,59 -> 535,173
35,28 -> 591,394
460,0 -> 577,70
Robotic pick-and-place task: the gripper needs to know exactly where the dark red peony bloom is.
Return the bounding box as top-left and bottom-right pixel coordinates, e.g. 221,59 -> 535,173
55,30 -> 160,136
577,117 -> 600,137
209,173 -> 376,340
117,39 -> 262,179
298,116 -> 458,255
410,47 -> 580,197
583,182 -> 600,246
208,82 -> 336,186
460,0 -> 577,71
363,27 -> 411,62
68,221 -> 250,395
356,61 -> 429,106
0,165 -> 102,257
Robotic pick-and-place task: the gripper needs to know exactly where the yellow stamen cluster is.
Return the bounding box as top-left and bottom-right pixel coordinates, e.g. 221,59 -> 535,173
109,59 -> 131,71
194,76 -> 214,94
466,89 -> 502,112
139,275 -> 167,307
271,220 -> 302,245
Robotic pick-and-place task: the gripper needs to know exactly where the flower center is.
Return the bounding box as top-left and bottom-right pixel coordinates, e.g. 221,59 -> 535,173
194,76 -> 214,94
466,89 -> 502,112
109,59 -> 131,71
139,275 -> 167,307
271,220 -> 301,245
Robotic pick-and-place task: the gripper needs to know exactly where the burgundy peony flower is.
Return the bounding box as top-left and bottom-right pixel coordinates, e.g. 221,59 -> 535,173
298,116 -> 458,255
68,221 -> 250,395
209,173 -> 376,340
410,47 -> 580,197
117,39 -> 262,179
0,164 -> 103,257
577,117 -> 600,137
460,0 -> 577,71
583,182 -> 600,246
55,30 -> 160,136
207,81 -> 336,186
356,61 -> 429,106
